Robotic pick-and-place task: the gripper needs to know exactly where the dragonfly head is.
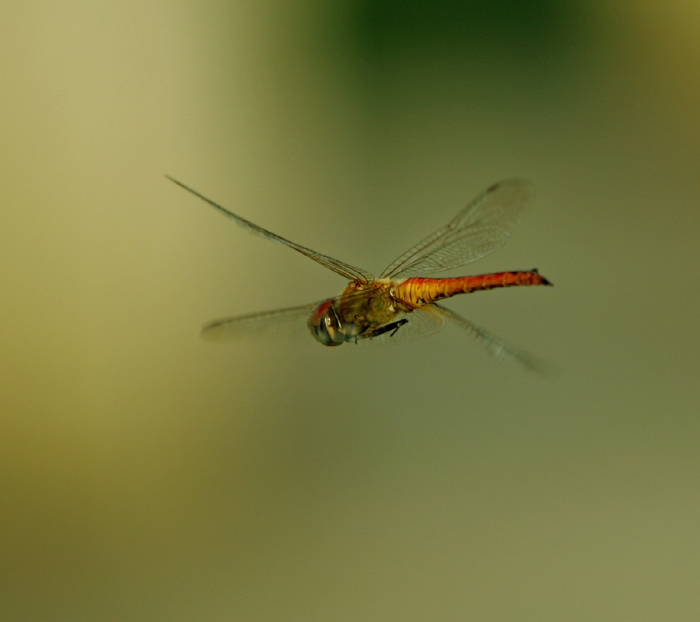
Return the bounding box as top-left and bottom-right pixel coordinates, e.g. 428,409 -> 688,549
308,300 -> 345,347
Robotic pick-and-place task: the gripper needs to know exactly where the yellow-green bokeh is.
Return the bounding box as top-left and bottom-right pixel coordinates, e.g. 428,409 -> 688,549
2,1 -> 699,620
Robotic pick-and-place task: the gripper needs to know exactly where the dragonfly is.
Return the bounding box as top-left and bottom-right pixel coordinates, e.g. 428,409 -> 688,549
167,176 -> 552,369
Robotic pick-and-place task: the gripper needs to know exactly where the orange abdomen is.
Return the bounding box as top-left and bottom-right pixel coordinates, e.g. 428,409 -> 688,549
394,270 -> 551,308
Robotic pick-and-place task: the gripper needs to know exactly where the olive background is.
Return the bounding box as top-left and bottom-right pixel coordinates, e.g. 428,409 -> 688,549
2,1 -> 699,620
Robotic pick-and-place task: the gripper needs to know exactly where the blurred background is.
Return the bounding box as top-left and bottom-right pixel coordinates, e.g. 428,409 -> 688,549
2,1 -> 699,620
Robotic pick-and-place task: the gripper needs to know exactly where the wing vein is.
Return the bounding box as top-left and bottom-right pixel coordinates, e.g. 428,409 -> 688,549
167,176 -> 374,283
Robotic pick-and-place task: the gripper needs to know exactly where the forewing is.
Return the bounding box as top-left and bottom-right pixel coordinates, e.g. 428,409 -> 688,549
201,302 -> 321,342
167,176 -> 374,283
433,303 -> 557,375
380,179 -> 532,280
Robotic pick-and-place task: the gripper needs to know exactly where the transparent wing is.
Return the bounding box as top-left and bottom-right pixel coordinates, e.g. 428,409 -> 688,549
380,179 -> 533,280
167,176 -> 374,283
201,302 -> 321,342
433,303 -> 557,375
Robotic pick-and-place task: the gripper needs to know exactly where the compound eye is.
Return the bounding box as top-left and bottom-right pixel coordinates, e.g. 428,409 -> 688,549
308,302 -> 345,347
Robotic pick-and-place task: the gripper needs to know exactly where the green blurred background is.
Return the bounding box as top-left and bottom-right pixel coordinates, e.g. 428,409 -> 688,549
2,1 -> 699,620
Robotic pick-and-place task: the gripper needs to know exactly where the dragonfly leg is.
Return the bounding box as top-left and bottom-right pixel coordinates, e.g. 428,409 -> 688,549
387,319 -> 408,337
356,318 -> 408,341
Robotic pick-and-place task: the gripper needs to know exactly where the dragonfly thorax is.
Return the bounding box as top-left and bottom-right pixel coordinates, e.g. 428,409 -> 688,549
307,281 -> 409,346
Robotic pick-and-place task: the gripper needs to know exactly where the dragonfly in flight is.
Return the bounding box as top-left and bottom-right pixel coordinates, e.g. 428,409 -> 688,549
167,176 -> 552,369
